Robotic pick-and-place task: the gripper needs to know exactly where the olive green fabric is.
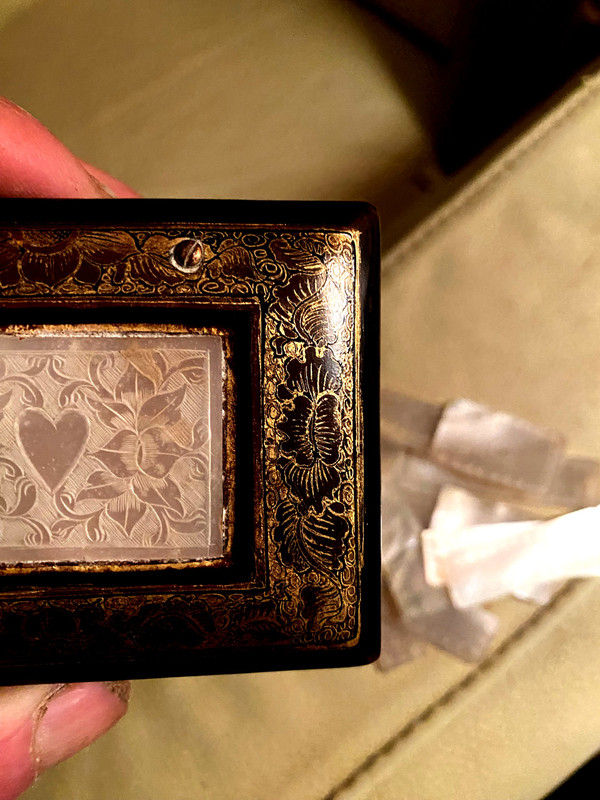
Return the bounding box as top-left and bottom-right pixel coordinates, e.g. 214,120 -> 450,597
2,1 -> 600,798
0,0 -> 40,28
0,0 -> 439,247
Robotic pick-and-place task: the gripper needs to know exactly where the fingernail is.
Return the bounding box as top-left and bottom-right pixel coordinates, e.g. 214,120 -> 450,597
0,97 -> 34,118
33,681 -> 131,772
84,170 -> 118,199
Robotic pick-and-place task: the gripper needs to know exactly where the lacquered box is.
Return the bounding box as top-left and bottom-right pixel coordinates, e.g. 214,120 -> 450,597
0,200 -> 379,682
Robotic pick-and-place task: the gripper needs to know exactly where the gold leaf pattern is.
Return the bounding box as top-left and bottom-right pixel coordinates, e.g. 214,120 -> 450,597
0,224 -> 363,662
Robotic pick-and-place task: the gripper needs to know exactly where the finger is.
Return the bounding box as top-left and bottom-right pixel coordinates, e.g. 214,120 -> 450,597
80,160 -> 140,199
0,682 -> 130,800
0,97 -> 121,198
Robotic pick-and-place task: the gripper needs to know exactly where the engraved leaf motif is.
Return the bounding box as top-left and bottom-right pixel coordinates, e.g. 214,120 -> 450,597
79,230 -> 136,265
50,518 -> 78,539
93,427 -> 189,480
279,394 -> 341,467
115,363 -> 155,403
234,602 -> 282,638
123,349 -> 165,389
300,582 -> 343,629
85,511 -> 105,543
22,519 -> 52,546
77,470 -> 127,502
284,346 -> 342,397
137,428 -> 190,478
312,395 -> 342,463
107,492 -> 146,534
86,396 -> 135,430
143,505 -> 170,546
280,458 -> 341,513
127,252 -> 171,286
89,354 -> 114,398
166,511 -> 207,534
73,260 -> 101,285
91,430 -> 138,477
58,380 -> 93,407
132,474 -> 184,515
22,357 -> 49,376
275,500 -> 349,572
299,501 -> 348,570
271,272 -> 325,331
294,281 -> 346,348
6,376 -> 44,407
47,357 -> 78,385
270,239 -> 325,272
20,248 -> 81,287
0,458 -> 37,517
6,478 -> 37,517
164,357 -> 206,385
137,385 -> 186,432
274,500 -> 304,566
210,245 -> 254,279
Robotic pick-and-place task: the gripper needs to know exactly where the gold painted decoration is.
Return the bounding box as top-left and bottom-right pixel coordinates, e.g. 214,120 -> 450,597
0,204 -> 378,679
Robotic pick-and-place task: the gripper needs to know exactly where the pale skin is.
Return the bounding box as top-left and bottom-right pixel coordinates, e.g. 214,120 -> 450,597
0,96 -> 139,799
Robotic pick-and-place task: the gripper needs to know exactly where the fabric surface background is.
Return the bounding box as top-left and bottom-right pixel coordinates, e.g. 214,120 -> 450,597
0,0 -> 439,247
0,1 -> 599,798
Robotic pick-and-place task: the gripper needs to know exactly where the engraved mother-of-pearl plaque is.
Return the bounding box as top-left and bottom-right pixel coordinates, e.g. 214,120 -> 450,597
0,333 -> 224,563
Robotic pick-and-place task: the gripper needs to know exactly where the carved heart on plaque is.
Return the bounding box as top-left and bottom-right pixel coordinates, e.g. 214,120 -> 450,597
17,409 -> 89,492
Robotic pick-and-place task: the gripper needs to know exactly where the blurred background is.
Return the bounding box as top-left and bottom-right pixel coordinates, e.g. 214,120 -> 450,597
3,0 -> 600,798
3,0 -> 600,246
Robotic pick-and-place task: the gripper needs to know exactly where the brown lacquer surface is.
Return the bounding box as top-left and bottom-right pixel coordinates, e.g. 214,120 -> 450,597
0,200 -> 379,680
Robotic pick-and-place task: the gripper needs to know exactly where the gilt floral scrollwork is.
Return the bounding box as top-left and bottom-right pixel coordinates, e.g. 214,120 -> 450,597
277,346 -> 343,511
0,222 -> 362,661
0,229 -> 201,290
0,229 -> 133,287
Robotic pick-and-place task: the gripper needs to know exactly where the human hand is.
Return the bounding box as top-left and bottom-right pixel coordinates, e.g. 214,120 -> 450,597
0,96 -> 137,799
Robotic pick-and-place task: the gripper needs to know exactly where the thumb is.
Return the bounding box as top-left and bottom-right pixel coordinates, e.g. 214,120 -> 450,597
0,682 -> 130,800
0,97 -> 138,198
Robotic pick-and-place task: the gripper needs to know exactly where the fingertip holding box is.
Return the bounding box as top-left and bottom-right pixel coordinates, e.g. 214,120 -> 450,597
0,200 -> 380,681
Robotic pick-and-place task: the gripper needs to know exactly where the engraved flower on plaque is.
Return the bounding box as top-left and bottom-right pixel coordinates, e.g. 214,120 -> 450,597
0,333 -> 224,563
